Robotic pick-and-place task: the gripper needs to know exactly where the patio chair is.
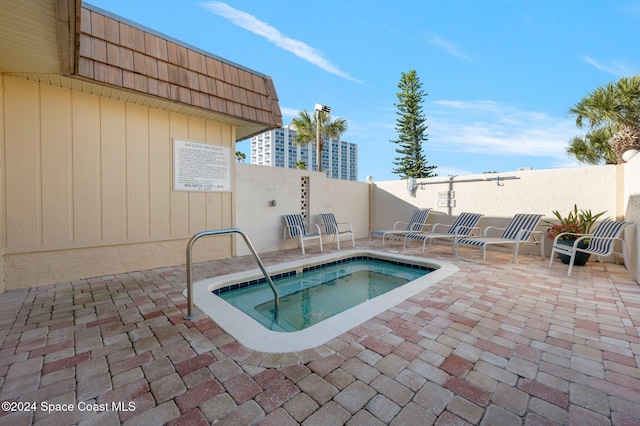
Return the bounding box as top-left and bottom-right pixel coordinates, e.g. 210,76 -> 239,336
404,212 -> 483,253
549,220 -> 629,276
319,213 -> 355,250
455,213 -> 544,263
370,208 -> 431,247
283,214 -> 323,255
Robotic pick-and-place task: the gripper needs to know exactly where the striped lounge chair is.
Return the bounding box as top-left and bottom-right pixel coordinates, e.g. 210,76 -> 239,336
404,212 -> 483,253
283,214 -> 323,255
319,213 -> 355,250
549,220 -> 629,276
455,213 -> 544,263
370,208 -> 431,247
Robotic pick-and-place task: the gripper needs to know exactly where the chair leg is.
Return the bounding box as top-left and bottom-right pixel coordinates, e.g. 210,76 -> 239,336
549,248 -> 556,269
336,233 -> 340,250
299,236 -> 305,255
567,253 -> 576,276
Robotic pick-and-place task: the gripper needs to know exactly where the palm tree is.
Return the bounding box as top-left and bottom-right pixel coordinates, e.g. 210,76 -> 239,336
566,125 -> 617,165
290,109 -> 348,172
235,151 -> 246,162
568,75 -> 640,164
294,160 -> 307,170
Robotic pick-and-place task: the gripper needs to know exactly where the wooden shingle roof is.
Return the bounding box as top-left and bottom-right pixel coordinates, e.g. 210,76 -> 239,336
0,0 -> 282,140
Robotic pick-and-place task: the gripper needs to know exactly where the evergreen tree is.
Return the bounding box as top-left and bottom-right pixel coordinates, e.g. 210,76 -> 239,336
391,70 -> 437,178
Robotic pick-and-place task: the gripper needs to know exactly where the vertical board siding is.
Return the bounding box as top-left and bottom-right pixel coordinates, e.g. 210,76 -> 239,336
168,113 -> 189,236
40,84 -> 73,245
100,97 -> 127,240
126,103 -> 150,238
72,91 -> 102,242
187,117 -> 207,234
149,109 -> 171,236
4,76 -> 234,253
5,78 -> 40,247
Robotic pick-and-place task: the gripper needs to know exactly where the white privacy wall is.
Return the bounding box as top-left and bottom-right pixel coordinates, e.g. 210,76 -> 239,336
623,154 -> 640,281
372,165 -> 621,258
234,162 -> 637,282
234,163 -> 370,255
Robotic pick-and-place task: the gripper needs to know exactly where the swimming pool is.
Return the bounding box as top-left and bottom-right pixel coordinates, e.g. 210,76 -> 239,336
189,249 -> 459,352
218,257 -> 433,332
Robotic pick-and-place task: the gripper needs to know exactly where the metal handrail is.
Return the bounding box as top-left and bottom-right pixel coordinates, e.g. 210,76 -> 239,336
184,228 -> 280,320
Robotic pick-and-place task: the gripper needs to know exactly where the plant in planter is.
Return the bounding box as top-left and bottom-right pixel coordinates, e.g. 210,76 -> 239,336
545,205 -> 609,265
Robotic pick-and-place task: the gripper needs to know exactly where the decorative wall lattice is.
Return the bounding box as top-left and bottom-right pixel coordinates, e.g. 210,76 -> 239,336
300,176 -> 310,224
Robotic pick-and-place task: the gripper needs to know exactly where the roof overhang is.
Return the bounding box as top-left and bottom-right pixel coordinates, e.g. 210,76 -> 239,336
0,0 -> 282,140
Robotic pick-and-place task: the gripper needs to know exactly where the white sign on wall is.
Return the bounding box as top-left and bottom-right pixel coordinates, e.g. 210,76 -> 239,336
173,139 -> 231,192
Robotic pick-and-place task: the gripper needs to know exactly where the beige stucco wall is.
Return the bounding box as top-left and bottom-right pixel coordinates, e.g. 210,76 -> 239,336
235,163 -> 370,255
2,75 -> 235,290
372,166 -> 620,258
623,153 -> 640,281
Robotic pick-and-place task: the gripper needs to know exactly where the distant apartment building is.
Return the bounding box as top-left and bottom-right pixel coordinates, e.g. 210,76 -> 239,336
249,126 -> 358,181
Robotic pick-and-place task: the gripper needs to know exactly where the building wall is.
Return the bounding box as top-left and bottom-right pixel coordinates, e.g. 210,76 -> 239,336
250,127 -> 357,181
1,75 -> 235,290
623,153 -> 640,281
372,166 -> 621,258
235,163 -> 369,255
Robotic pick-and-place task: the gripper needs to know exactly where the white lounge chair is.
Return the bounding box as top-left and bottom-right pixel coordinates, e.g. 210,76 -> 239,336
404,212 -> 483,253
370,208 -> 432,247
319,213 -> 355,250
549,220 -> 629,276
456,213 -> 544,263
283,214 -> 323,255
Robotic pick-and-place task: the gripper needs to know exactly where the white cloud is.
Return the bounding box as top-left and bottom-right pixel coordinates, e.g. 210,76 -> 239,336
201,1 -> 361,82
428,100 -> 579,160
582,55 -> 633,76
425,34 -> 471,60
279,106 -> 300,118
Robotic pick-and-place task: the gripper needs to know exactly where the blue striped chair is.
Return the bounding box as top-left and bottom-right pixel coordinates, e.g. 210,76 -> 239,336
283,214 -> 323,255
370,208 -> 431,247
549,220 -> 629,276
319,213 -> 355,250
404,212 -> 483,253
456,213 -> 544,263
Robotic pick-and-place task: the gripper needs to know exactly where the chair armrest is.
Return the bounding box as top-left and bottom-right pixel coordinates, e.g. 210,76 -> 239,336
454,225 -> 480,237
516,228 -> 541,241
336,221 -> 354,232
412,223 -> 432,232
552,232 -> 591,245
393,221 -> 410,231
431,222 -> 451,233
286,224 -> 303,237
309,223 -> 322,235
482,226 -> 506,237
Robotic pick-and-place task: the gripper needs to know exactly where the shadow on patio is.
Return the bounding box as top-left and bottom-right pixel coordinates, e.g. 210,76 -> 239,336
0,240 -> 639,425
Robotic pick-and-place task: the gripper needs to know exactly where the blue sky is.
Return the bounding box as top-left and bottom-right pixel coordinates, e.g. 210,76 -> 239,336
87,1 -> 640,182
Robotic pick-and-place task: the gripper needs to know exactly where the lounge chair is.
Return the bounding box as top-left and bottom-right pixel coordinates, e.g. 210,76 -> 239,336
455,213 -> 544,263
319,213 -> 355,250
370,208 -> 431,247
549,220 -> 629,276
283,214 -> 323,255
404,212 -> 483,253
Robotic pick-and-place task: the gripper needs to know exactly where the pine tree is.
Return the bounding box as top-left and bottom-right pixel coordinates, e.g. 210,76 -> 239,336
391,70 -> 437,178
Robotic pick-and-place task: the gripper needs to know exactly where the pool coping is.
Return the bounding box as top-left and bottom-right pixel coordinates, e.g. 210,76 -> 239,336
187,249 -> 460,353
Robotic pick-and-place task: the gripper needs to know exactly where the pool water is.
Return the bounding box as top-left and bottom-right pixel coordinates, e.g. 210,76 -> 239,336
218,258 -> 431,332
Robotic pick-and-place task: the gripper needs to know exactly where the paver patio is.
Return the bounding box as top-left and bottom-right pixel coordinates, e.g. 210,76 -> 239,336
0,239 -> 638,425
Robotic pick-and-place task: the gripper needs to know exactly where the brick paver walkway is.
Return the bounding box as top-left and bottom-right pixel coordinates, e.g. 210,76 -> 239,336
0,240 -> 638,425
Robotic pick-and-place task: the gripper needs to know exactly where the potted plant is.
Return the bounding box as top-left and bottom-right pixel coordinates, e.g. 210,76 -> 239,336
545,205 -> 609,266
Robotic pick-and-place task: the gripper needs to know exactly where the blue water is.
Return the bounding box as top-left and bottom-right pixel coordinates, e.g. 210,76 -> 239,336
218,258 -> 431,332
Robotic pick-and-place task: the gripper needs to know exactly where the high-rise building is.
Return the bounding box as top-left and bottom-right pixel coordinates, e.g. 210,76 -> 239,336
249,126 -> 358,181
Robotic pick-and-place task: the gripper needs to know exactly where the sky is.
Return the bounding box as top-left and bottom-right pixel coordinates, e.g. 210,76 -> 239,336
86,0 -> 640,182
